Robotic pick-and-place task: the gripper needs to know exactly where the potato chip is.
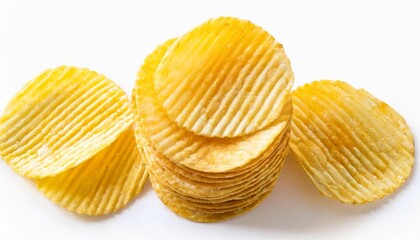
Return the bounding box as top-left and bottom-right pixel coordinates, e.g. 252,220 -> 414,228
134,39 -> 292,173
36,129 -> 147,215
290,80 -> 414,204
154,17 -> 294,138
0,66 -> 132,179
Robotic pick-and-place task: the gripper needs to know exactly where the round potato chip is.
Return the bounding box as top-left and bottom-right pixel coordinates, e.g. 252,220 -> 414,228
0,66 -> 133,179
154,17 -> 294,138
290,80 -> 414,204
134,38 -> 292,173
36,129 -> 147,215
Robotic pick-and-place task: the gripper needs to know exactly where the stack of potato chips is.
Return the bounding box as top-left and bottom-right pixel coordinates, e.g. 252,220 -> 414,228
132,17 -> 294,222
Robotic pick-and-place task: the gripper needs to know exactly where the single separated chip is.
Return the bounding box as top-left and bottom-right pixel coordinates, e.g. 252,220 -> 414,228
0,66 -> 133,179
134,39 -> 292,173
154,17 -> 294,138
290,80 -> 414,204
37,129 -> 148,215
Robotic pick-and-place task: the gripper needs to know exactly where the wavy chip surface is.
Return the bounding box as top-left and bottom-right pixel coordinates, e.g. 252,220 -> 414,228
290,80 -> 414,204
0,66 -> 133,178
37,130 -> 147,215
134,39 -> 292,173
154,17 -> 294,138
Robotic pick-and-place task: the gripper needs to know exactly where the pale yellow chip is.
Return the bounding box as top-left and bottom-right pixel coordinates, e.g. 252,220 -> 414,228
0,66 -> 133,179
36,129 -> 148,215
290,80 -> 414,204
154,17 -> 294,138
134,38 -> 292,173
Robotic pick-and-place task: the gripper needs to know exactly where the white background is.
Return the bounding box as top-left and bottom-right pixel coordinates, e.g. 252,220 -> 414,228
0,0 -> 419,239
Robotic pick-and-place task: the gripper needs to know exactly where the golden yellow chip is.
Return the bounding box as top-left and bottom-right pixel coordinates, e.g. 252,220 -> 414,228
0,66 -> 133,179
290,80 -> 414,204
153,17 -> 293,138
134,38 -> 292,173
36,129 -> 147,215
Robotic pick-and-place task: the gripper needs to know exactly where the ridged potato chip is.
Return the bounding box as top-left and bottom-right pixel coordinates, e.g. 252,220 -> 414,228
0,66 -> 132,179
37,129 -> 147,215
134,38 -> 292,173
154,17 -> 294,138
290,80 -> 414,204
